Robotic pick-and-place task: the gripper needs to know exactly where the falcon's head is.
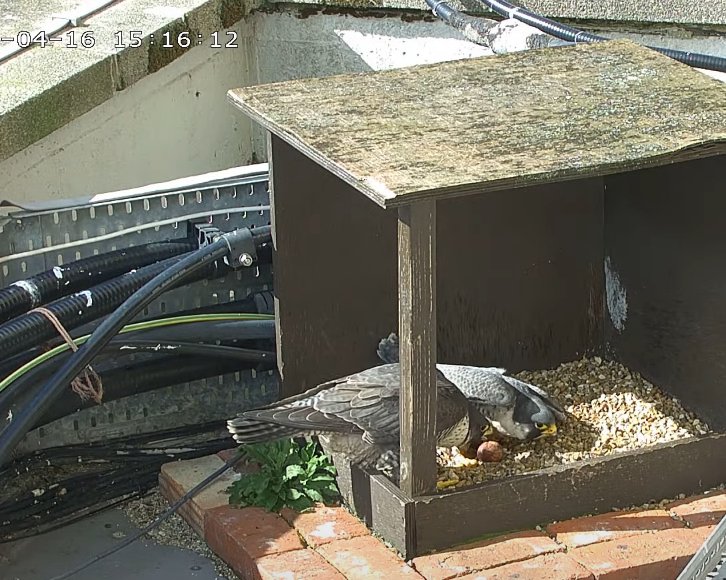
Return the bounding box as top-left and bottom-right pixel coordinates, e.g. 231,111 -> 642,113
514,396 -> 558,440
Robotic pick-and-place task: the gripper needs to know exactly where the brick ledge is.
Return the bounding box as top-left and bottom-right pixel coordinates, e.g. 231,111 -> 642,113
159,453 -> 725,579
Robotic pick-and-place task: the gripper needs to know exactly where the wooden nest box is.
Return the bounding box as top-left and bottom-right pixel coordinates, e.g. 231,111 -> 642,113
228,40 -> 726,558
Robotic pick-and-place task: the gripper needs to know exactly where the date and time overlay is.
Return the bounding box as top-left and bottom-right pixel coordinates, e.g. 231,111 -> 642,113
0,29 -> 240,49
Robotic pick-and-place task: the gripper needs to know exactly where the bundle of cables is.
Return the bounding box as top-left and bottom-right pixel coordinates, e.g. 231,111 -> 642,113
0,225 -> 280,540
426,0 -> 726,73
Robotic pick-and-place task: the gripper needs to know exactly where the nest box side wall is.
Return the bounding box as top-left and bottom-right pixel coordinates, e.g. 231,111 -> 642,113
604,154 -> 726,431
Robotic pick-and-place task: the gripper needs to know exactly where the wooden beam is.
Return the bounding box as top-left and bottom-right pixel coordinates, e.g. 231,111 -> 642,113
398,201 -> 437,497
413,433 -> 726,555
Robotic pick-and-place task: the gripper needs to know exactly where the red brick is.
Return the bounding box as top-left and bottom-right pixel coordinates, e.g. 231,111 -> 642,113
668,491 -> 726,528
216,448 -> 260,474
280,505 -> 370,547
217,448 -> 237,462
204,505 -> 304,577
546,509 -> 685,549
255,548 -> 346,579
412,530 -> 562,579
317,535 -> 423,579
159,456 -> 239,535
457,553 -> 593,580
569,528 -> 703,579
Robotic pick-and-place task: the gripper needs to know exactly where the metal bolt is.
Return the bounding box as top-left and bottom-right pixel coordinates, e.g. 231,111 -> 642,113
238,253 -> 254,267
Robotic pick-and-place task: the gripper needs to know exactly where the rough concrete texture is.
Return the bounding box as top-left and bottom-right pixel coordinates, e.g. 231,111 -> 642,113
0,9 -> 490,202
0,0 -> 84,43
0,17 -> 256,203
0,507 -> 227,580
1,1 -> 724,204
267,0 -> 726,25
0,0 -> 260,165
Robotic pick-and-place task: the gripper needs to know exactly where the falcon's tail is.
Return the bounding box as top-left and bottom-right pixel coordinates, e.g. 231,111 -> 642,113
227,416 -> 302,444
377,332 -> 400,364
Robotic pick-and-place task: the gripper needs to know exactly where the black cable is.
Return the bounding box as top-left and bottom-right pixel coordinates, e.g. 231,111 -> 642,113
0,296 -> 276,378
98,339 -> 276,362
48,450 -> 244,580
0,347 -> 276,433
129,319 -> 276,343
0,322 -> 276,435
0,231 -> 245,466
474,0 -> 726,72
0,230 -> 274,363
32,349 -> 277,429
0,241 -> 195,324
0,255 -> 191,359
1,424 -> 239,541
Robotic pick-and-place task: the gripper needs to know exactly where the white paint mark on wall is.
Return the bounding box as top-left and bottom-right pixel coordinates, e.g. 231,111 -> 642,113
604,256 -> 627,332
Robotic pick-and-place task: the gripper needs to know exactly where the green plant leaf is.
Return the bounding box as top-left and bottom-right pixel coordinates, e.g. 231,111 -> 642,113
228,438 -> 339,513
288,496 -> 314,512
261,493 -> 280,512
285,464 -> 305,480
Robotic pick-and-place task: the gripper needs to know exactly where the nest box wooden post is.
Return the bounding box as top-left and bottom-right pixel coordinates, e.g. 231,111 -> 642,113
398,201 -> 438,496
228,39 -> 726,558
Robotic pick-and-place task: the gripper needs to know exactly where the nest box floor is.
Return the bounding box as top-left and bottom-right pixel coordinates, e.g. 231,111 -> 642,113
437,357 -> 711,490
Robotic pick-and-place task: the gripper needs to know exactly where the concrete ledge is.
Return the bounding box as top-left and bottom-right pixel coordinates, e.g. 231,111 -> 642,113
0,0 -> 258,164
268,0 -> 726,26
2,0 -> 724,171
159,452 -> 726,579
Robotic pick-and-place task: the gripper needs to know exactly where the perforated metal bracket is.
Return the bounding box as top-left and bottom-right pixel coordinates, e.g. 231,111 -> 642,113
192,222 -> 258,269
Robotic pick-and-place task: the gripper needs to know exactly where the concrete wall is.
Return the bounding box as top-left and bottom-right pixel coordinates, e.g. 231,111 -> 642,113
0,7 -> 723,205
0,19 -> 256,205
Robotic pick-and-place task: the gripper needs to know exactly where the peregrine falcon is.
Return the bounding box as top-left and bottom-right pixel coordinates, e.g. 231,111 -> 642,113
227,363 -> 493,484
377,333 -> 566,441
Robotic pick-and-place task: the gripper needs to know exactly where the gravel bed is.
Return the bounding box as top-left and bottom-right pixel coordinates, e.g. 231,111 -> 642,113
436,357 -> 711,490
123,490 -> 235,580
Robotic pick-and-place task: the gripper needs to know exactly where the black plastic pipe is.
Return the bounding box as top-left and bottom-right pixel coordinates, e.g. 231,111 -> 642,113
475,0 -> 726,72
0,230 -> 246,465
131,319 -> 276,344
33,349 -> 276,429
0,241 -> 195,324
0,298 -> 276,378
0,320 -> 275,420
0,255 -> 191,359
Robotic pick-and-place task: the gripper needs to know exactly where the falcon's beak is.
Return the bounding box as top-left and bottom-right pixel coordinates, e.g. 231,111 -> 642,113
535,422 -> 557,438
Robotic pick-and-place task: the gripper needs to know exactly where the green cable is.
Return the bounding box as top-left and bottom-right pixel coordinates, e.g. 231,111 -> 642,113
0,313 -> 274,393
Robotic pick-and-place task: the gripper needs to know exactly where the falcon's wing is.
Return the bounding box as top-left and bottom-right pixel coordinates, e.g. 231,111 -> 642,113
475,371 -> 517,408
439,365 -> 516,409
502,375 -> 567,421
315,364 -> 463,443
241,364 -> 403,442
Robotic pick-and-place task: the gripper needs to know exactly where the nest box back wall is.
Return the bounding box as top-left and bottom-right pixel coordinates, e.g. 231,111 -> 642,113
604,154 -> 726,431
272,133 -> 607,395
436,177 -> 604,372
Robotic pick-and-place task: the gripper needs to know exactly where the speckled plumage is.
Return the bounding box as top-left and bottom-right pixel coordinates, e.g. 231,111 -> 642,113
227,363 -> 490,483
377,333 -> 566,440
